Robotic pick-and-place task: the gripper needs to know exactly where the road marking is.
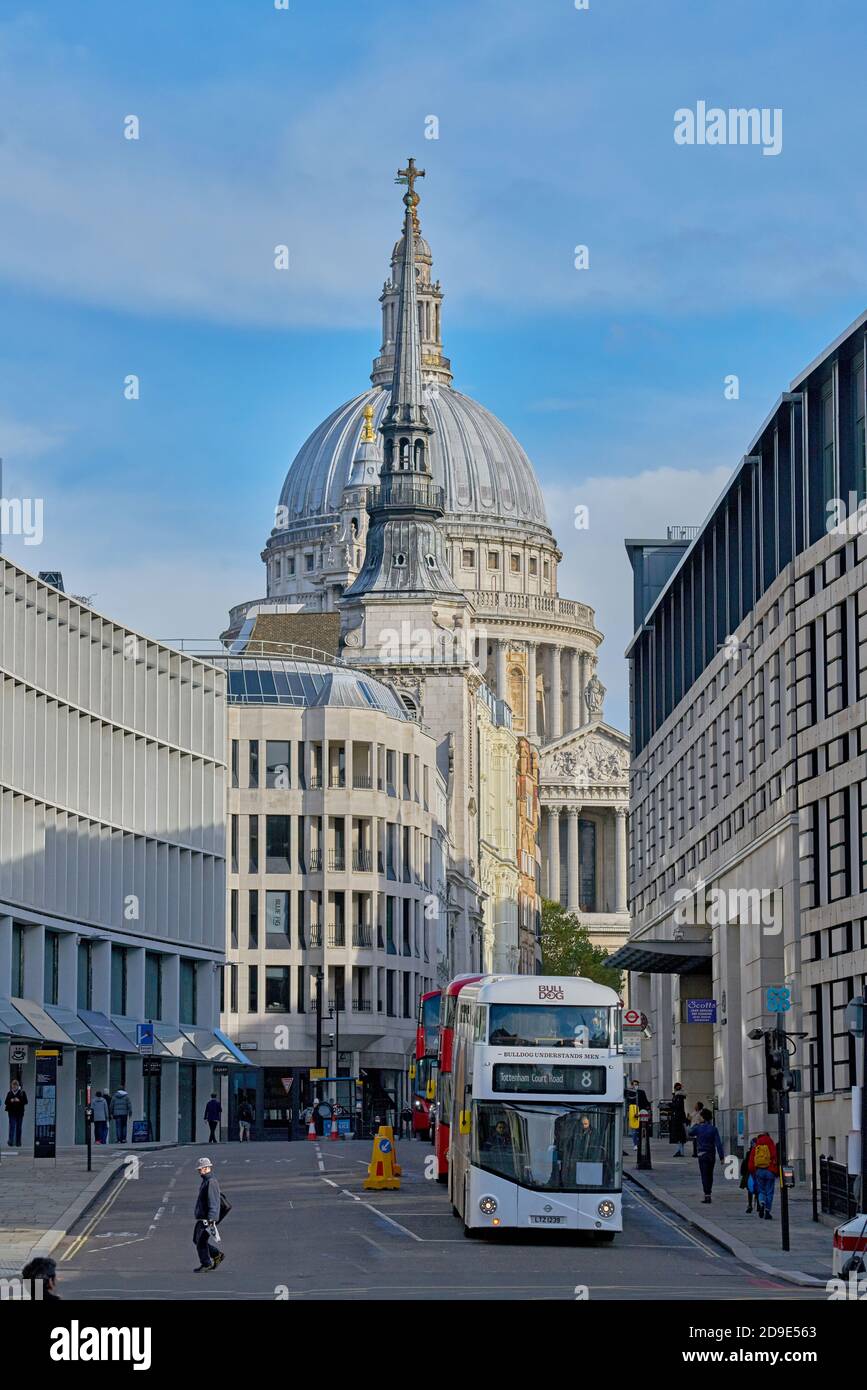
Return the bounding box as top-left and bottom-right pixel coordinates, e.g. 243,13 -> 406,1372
341,1188 -> 362,1202
625,1184 -> 720,1258
61,1174 -> 130,1261
352,1198 -> 424,1242
321,1178 -> 339,1188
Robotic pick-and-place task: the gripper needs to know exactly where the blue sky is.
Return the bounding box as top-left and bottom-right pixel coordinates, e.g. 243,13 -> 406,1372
2,0 -> 866,730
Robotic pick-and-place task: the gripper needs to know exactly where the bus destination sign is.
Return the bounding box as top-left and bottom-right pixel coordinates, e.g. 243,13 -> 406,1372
492,1064 -> 607,1094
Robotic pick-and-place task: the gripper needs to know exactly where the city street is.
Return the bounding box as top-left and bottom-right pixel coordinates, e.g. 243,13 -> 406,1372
53,1139 -> 826,1301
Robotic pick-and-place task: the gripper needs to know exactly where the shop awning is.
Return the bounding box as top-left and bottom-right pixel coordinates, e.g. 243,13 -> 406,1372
215,1029 -> 254,1066
606,939 -> 713,975
181,1028 -> 252,1065
44,1005 -> 107,1050
80,1010 -> 141,1055
154,1024 -> 208,1062
111,1017 -> 172,1057
0,998 -> 42,1041
12,998 -> 79,1047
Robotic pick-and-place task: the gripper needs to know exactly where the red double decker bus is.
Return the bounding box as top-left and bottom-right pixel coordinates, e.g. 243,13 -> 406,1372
411,989 -> 441,1138
433,974 -> 484,1179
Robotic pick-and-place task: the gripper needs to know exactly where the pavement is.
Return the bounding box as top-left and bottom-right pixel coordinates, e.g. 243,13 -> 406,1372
626,1142 -> 834,1286
46,1137 -> 829,1300
0,1141 -> 177,1277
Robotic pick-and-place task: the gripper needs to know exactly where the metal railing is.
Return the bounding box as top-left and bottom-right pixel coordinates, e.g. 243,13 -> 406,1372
308,926 -> 322,947
327,925 -> 346,947
352,926 -> 373,947
308,850 -> 322,871
352,851 -> 372,872
352,999 -> 373,1012
352,775 -> 373,789
328,852 -> 346,871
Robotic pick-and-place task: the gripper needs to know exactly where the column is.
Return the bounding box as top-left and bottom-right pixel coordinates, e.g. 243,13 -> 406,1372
547,807 -> 561,904
566,807 -> 581,914
615,806 -> 628,914
549,646 -> 562,739
496,639 -> 508,701
22,923 -> 45,1004
527,642 -> 538,738
0,916 -> 11,995
569,650 -> 582,732
91,939 -> 112,1013
578,652 -> 589,727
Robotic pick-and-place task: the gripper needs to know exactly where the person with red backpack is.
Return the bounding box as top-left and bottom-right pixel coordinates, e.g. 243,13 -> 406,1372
748,1131 -> 779,1219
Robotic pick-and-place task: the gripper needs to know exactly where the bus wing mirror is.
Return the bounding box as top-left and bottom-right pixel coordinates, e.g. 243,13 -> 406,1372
459,1109 -> 471,1136
409,1063 -> 416,1081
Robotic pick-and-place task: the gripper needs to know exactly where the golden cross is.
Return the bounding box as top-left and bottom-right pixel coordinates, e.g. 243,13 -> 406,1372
396,158 -> 425,199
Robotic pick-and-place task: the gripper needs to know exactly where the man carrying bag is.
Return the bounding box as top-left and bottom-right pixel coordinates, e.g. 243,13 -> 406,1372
192,1155 -> 231,1272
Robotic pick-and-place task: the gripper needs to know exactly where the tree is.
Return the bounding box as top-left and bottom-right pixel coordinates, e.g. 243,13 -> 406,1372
540,899 -> 623,992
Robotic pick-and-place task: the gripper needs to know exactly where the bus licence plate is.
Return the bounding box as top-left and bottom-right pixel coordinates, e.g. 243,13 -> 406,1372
529,1214 -> 564,1224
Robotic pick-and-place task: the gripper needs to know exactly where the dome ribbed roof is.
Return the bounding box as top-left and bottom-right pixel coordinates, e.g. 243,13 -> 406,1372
276,384 -> 550,535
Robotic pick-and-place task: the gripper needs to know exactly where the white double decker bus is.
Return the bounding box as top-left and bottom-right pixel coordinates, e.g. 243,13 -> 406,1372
448,974 -> 624,1238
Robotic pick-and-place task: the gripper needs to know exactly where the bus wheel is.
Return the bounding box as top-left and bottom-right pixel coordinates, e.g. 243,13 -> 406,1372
437,1173 -> 448,1185
594,1231 -> 616,1243
463,1223 -> 481,1239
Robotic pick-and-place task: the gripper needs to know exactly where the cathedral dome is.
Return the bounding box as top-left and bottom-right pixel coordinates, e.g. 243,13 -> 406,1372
276,381 -> 550,537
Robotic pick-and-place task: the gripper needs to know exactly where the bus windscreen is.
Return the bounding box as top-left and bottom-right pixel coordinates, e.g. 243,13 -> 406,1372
487,1004 -> 610,1049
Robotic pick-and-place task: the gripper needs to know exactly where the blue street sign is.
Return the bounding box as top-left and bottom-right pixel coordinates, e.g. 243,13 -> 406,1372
766,986 -> 791,1014
137,1022 -> 155,1050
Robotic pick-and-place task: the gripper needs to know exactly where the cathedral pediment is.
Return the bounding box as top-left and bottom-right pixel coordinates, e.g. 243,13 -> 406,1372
540,722 -> 629,792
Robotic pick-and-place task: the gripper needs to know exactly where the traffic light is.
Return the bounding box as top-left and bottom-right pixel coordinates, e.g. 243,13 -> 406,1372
764,1030 -> 793,1113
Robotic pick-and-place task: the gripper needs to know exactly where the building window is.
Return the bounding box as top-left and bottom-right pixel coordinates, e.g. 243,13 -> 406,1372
110,945 -> 127,1016
179,960 -> 197,1026
855,356 -> 866,498
266,741 -> 291,788
487,551 -> 500,570
510,553 -> 521,573
249,815 -> 259,874
274,557 -> 282,581
305,552 -> 314,573
265,890 -> 291,948
461,548 -> 475,568
249,740 -> 259,789
287,556 -> 296,577
529,556 -> 538,576
145,952 -> 162,1021
230,890 -> 238,949
44,931 -> 60,1007
265,967 -> 291,1013
231,814 -> 239,873
248,889 -> 259,949
229,964 -> 238,1013
822,381 -> 836,501
248,965 -> 259,1013
77,940 -> 93,1010
11,926 -> 24,997
231,739 -> 239,789
266,816 -> 291,873
543,560 -> 550,579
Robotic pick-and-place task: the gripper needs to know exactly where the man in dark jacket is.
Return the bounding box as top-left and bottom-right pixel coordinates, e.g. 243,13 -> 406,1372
669,1082 -> 688,1157
193,1156 -> 224,1272
689,1107 -> 725,1203
204,1093 -> 222,1143
5,1080 -> 27,1146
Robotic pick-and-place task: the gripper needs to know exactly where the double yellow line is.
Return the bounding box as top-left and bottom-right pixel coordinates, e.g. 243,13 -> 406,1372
61,1170 -> 130,1262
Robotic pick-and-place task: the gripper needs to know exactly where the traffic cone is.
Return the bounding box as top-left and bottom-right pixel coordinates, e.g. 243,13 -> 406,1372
329,1113 -> 340,1141
363,1126 -> 400,1190
306,1117 -> 317,1141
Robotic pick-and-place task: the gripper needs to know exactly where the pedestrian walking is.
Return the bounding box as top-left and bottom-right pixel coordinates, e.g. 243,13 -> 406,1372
238,1099 -> 253,1142
690,1100 -> 704,1157
312,1099 -> 324,1136
110,1087 -> 132,1143
748,1130 -> 779,1220
21,1256 -> 60,1301
669,1082 -> 687,1157
204,1093 -> 222,1143
4,1079 -> 27,1147
193,1156 -> 225,1273
688,1107 -> 724,1203
400,1104 -> 412,1139
625,1078 -> 650,1150
91,1091 -> 110,1144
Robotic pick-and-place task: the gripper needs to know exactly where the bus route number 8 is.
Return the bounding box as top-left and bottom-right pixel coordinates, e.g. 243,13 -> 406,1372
580,1070 -> 595,1089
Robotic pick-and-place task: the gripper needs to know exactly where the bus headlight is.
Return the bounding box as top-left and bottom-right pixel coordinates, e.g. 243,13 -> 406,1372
597,1200 -> 616,1219
479,1195 -> 498,1216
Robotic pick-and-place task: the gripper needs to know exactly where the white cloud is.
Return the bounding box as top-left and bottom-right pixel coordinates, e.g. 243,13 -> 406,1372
550,463 -> 733,733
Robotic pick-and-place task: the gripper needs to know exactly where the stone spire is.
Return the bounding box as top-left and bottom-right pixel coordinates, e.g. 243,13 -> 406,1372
341,162 -> 464,604
381,161 -> 433,470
